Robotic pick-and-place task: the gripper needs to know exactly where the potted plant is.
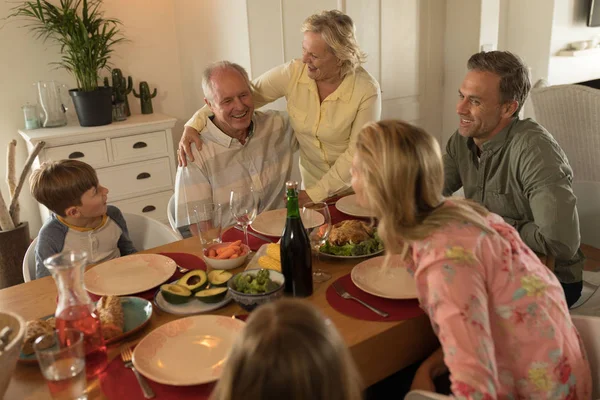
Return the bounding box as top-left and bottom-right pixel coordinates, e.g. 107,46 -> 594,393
9,0 -> 125,127
0,140 -> 44,288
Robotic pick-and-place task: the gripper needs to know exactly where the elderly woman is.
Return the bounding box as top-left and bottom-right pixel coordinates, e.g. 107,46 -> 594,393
178,10 -> 381,205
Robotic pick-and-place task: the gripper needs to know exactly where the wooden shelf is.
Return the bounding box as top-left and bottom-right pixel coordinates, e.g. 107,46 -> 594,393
557,47 -> 600,57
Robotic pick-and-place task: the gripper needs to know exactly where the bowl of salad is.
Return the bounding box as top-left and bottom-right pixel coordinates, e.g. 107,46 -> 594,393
227,269 -> 285,312
319,220 -> 384,258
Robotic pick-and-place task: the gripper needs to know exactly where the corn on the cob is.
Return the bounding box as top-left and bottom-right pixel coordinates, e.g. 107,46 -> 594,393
258,255 -> 281,272
266,243 -> 281,262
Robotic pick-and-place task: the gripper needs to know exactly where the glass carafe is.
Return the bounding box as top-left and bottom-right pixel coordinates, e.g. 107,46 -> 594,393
44,250 -> 108,378
35,81 -> 68,128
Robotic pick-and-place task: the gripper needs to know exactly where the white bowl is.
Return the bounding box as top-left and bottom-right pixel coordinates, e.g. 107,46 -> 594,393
0,311 -> 26,398
571,41 -> 588,51
203,242 -> 250,270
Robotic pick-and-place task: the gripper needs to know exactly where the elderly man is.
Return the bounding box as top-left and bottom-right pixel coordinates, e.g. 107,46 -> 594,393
175,61 -> 297,233
443,51 -> 584,307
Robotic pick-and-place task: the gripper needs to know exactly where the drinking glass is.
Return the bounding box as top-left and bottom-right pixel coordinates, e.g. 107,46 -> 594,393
302,202 -> 332,283
230,186 -> 259,248
193,203 -> 223,247
34,329 -> 87,400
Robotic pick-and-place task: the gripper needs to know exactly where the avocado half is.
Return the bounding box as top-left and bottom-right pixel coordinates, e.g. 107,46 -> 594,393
177,270 -> 208,293
195,287 -> 228,303
160,284 -> 192,304
208,270 -> 233,287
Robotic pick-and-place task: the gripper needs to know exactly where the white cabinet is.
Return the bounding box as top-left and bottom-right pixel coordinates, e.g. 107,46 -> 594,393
19,113 -> 177,225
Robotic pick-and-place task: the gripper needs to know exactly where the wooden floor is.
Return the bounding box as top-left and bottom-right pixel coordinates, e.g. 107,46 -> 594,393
582,244 -> 600,272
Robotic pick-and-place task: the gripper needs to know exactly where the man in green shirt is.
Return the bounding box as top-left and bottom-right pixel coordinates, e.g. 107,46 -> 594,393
443,51 -> 584,307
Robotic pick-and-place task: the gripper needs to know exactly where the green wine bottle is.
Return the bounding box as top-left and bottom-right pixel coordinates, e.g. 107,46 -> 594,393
280,181 -> 313,297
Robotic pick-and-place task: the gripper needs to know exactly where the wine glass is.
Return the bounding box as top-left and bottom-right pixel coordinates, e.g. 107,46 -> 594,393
302,202 -> 332,283
229,186 -> 259,248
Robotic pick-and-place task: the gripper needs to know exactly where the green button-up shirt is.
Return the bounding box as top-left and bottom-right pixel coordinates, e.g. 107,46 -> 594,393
443,117 -> 583,283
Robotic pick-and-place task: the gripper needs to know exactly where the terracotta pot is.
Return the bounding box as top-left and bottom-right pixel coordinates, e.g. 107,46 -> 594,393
0,222 -> 30,288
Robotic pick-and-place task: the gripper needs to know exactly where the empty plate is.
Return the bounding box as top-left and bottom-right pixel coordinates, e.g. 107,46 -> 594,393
351,256 -> 418,299
335,195 -> 373,218
84,254 -> 176,296
252,208 -> 324,237
133,315 -> 245,385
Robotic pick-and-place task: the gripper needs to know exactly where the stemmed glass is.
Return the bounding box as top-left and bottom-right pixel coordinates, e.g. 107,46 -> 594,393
229,186 -> 259,249
302,202 -> 332,283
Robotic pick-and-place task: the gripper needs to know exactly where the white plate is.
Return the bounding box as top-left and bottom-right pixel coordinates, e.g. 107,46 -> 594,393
132,315 -> 245,386
153,280 -> 232,316
84,254 -> 176,296
335,194 -> 373,218
252,208 -> 324,237
351,256 -> 418,299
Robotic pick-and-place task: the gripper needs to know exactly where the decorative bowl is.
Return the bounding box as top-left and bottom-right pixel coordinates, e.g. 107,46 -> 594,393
202,242 -> 250,270
0,311 -> 26,398
227,269 -> 285,312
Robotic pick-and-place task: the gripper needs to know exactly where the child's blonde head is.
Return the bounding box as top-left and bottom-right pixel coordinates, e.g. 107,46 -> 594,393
29,160 -> 98,217
211,299 -> 363,400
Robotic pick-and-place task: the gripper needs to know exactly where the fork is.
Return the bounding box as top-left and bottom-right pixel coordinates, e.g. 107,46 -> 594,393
120,345 -> 155,399
177,265 -> 189,274
332,281 -> 389,318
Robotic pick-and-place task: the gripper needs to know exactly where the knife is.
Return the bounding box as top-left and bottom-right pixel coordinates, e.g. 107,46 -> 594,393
234,225 -> 274,243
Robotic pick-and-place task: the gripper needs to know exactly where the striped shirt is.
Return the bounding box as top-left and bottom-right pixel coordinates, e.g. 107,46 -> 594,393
175,110 -> 297,230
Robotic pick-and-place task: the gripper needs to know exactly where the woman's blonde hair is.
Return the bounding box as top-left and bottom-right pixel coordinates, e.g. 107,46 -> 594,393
210,299 -> 363,400
302,10 -> 366,78
354,120 -> 491,257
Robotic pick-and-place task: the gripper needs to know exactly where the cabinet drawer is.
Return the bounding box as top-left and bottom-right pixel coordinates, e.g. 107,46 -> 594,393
110,191 -> 172,223
97,157 -> 173,200
44,140 -> 108,167
111,131 -> 168,162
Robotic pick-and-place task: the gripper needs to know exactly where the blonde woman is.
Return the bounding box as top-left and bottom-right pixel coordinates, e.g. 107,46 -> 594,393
210,299 -> 362,400
179,10 -> 381,205
350,120 -> 592,399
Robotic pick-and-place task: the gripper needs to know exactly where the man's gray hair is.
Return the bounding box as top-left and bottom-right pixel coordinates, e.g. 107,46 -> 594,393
467,51 -> 531,117
202,61 -> 252,103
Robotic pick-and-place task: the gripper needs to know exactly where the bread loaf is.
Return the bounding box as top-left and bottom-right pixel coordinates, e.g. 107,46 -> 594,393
96,296 -> 124,340
22,320 -> 54,355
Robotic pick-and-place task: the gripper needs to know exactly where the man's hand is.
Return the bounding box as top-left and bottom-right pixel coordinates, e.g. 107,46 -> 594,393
297,190 -> 312,207
178,126 -> 202,167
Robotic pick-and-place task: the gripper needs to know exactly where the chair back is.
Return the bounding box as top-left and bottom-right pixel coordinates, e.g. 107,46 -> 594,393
167,194 -> 177,232
571,315 -> 600,399
122,212 -> 181,250
531,81 -> 600,248
22,237 -> 38,282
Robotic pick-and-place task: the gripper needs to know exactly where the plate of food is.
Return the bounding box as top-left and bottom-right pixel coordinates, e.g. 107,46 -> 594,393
153,269 -> 233,316
132,315 -> 245,385
319,220 -> 383,259
19,296 -> 153,363
335,194 -> 373,218
351,256 -> 418,299
252,208 -> 325,237
84,254 -> 177,296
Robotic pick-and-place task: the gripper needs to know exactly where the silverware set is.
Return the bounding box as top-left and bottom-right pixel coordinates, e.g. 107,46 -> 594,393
120,344 -> 155,398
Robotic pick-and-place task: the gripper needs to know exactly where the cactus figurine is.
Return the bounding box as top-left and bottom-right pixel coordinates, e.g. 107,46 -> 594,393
111,69 -> 133,116
133,81 -> 157,114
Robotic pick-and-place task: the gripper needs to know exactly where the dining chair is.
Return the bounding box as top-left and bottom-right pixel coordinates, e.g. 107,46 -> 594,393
122,212 -> 181,251
405,390 -> 451,399
571,315 -> 600,399
167,194 -> 177,233
22,237 -> 38,283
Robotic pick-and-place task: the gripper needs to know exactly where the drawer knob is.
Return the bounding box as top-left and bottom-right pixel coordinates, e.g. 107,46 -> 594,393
68,151 -> 85,159
136,172 -> 151,180
142,205 -> 156,213
133,141 -> 148,149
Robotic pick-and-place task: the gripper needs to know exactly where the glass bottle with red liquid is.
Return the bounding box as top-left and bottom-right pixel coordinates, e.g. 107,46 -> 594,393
44,250 -> 108,378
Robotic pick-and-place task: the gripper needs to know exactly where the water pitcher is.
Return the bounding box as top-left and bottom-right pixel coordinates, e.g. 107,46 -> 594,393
44,250 -> 108,378
35,81 -> 68,128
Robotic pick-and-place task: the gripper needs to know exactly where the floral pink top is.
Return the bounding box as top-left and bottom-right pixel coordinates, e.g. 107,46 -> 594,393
407,212 -> 592,399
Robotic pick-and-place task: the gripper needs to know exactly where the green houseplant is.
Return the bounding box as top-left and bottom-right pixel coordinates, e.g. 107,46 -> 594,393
9,0 -> 125,126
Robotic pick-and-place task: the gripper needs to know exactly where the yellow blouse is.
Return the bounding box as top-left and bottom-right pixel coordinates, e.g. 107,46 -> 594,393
185,59 -> 381,201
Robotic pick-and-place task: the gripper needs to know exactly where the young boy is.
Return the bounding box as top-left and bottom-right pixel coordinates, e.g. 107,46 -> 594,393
30,160 -> 137,279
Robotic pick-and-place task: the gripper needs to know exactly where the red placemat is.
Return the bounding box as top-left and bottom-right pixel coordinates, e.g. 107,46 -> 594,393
326,274 -> 424,322
221,227 -> 277,251
88,253 -> 206,302
99,354 -> 215,400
